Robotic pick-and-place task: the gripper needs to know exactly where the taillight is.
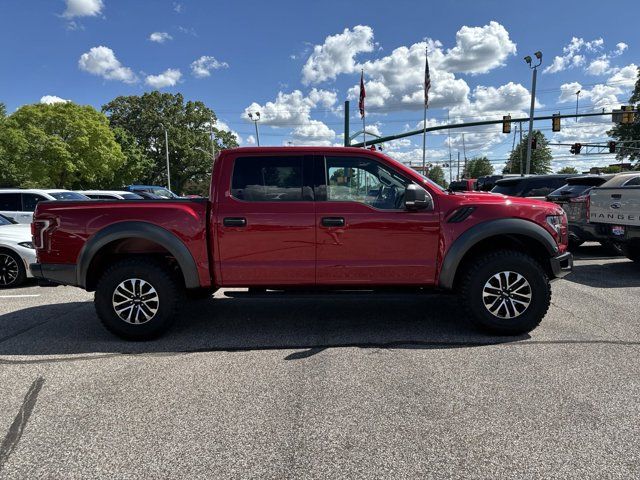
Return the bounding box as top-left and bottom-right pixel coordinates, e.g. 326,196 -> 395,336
32,220 -> 51,250
569,195 -> 588,203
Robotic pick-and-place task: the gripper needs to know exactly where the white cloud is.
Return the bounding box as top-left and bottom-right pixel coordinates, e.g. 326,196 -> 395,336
471,82 -> 531,113
291,120 -> 336,146
559,82 -> 584,103
243,88 -> 337,126
149,32 -> 173,43
78,46 -> 137,83
62,0 -> 103,18
302,25 -> 374,85
190,56 -> 229,78
246,135 -> 256,145
609,64 -> 638,88
145,68 -> 182,88
440,21 -> 517,74
215,120 -> 242,144
173,2 -> 183,13
40,95 -> 69,104
586,58 -> 610,75
615,42 -> 628,55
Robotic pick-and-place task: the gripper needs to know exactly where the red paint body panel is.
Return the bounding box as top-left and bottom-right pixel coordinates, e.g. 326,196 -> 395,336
33,146 -> 567,290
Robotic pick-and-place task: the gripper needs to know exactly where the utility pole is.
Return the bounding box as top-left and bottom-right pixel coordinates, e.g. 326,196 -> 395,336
457,151 -> 460,181
519,121 -> 524,176
524,51 -> 543,175
344,100 -> 350,146
575,90 -> 581,121
447,110 -> 453,184
248,111 -> 261,146
461,133 -> 467,177
160,123 -> 171,191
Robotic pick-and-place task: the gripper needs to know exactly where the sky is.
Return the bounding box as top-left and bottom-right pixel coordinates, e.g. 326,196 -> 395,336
1,0 -> 639,177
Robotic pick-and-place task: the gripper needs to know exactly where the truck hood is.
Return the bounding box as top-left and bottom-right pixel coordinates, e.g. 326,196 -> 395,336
0,223 -> 32,242
450,191 -> 563,214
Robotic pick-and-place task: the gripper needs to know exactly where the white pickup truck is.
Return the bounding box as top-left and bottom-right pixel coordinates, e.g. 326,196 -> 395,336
589,172 -> 640,262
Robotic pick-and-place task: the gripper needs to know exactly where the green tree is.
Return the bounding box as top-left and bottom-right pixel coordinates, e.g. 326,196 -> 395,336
102,91 -> 239,194
608,66 -> 640,163
503,130 -> 552,175
556,166 -> 579,174
0,102 -> 6,120
463,156 -> 494,178
0,102 -> 125,189
110,127 -> 155,187
427,165 -> 448,188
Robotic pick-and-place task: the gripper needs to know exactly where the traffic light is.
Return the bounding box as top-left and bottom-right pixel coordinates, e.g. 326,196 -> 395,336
552,114 -> 561,132
502,115 -> 511,134
608,141 -> 616,153
622,105 -> 635,124
531,136 -> 537,150
570,143 -> 582,154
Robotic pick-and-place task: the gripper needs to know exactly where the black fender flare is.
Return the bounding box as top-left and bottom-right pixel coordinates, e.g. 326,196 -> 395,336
77,221 -> 200,289
438,218 -> 558,289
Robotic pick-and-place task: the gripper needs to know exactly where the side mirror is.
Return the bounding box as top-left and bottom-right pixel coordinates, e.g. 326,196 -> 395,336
405,184 -> 432,211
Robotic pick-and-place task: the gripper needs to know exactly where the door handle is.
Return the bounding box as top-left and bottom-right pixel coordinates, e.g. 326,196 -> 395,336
223,217 -> 247,227
321,217 -> 345,227
611,194 -> 622,199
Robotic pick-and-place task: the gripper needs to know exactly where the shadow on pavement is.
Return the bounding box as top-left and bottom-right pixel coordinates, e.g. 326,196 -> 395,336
0,293 -> 534,360
566,259 -> 640,288
570,243 -> 624,261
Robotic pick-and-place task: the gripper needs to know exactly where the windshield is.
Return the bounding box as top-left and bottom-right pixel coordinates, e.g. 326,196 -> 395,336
49,191 -> 90,201
492,181 -> 522,196
0,214 -> 16,226
151,188 -> 178,199
548,184 -> 591,198
417,174 -> 447,192
121,193 -> 143,199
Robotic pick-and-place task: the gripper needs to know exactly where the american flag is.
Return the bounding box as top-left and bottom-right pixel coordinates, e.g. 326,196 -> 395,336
424,46 -> 431,108
359,70 -> 366,118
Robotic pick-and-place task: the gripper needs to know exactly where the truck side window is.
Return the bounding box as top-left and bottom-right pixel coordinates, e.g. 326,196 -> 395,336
325,157 -> 408,210
22,193 -> 46,212
231,156 -> 305,201
0,193 -> 21,211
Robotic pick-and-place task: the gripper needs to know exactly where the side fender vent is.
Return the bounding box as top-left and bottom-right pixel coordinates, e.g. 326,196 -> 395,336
447,206 -> 476,223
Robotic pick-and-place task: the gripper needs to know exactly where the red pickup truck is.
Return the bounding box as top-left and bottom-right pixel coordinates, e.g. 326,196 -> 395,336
30,147 -> 572,339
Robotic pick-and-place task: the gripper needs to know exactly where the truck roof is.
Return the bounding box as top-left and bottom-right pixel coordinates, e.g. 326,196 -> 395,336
222,146 -> 373,154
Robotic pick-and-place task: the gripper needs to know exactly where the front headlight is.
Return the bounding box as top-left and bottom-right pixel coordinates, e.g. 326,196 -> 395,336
18,241 -> 34,249
546,215 -> 563,236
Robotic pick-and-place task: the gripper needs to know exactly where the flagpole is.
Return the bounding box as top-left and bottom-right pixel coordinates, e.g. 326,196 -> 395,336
422,45 -> 429,174
361,69 -> 366,148
421,103 -> 427,173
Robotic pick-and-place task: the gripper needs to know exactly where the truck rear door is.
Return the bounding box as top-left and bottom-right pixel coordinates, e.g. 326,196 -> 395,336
215,154 -> 316,286
589,175 -> 640,237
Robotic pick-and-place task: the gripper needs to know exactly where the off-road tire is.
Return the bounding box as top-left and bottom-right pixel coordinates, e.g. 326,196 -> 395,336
600,241 -> 623,256
0,249 -> 27,289
94,257 -> 181,340
460,250 -> 551,335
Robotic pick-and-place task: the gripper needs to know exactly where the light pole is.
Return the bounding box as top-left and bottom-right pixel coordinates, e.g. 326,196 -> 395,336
524,51 -> 542,175
575,90 -> 581,121
160,123 -> 171,191
248,111 -> 261,146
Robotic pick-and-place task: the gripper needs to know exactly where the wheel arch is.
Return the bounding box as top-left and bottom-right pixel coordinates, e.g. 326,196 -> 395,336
439,218 -> 558,290
77,222 -> 200,291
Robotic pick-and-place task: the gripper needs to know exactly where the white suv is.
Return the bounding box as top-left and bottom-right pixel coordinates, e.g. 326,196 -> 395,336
0,189 -> 89,224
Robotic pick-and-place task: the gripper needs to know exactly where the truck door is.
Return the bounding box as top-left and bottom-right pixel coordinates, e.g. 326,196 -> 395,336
215,154 -> 316,286
315,154 -> 440,286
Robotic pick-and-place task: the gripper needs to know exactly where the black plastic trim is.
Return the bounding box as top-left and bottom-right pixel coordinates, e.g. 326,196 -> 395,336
438,218 -> 559,289
76,221 -> 201,289
549,251 -> 573,279
30,263 -> 77,286
447,206 -> 476,223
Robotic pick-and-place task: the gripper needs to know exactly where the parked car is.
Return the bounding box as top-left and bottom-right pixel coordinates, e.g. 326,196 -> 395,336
0,189 -> 89,224
133,191 -> 163,200
546,175 -> 614,248
587,172 -> 640,262
31,146 -> 572,340
0,213 -> 36,288
492,175 -> 575,200
449,178 -> 477,192
477,175 -> 505,191
77,190 -> 144,200
124,185 -> 180,199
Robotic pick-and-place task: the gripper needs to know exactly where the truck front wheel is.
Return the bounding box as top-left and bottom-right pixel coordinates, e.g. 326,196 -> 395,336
460,250 -> 551,335
94,258 -> 180,340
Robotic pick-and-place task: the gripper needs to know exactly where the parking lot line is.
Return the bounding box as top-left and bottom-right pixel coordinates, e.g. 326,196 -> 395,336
0,295 -> 41,298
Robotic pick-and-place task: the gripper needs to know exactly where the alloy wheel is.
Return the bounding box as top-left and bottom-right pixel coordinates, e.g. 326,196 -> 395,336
0,253 -> 19,287
482,271 -> 532,319
112,278 -> 160,324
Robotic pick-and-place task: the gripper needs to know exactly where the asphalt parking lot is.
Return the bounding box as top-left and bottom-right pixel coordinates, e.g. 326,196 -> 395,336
0,243 -> 639,479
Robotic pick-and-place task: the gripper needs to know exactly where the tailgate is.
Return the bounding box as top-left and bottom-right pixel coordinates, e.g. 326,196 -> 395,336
589,188 -> 640,226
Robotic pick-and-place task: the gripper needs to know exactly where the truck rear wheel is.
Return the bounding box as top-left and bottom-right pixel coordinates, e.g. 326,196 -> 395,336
94,258 -> 180,340
460,250 -> 551,335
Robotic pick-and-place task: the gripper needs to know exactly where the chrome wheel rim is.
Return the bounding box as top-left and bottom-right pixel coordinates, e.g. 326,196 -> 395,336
0,253 -> 19,286
482,271 -> 532,319
112,278 -> 159,324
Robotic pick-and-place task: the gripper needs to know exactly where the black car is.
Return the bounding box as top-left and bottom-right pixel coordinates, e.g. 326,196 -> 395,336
546,175 -> 614,248
491,175 -> 575,200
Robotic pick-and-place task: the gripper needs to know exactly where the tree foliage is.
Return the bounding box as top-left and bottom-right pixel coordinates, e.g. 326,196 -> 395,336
503,130 -> 552,175
0,102 -> 125,189
427,165 -> 448,188
102,91 -> 239,194
463,156 -> 494,178
556,166 -> 579,174
608,66 -> 640,163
